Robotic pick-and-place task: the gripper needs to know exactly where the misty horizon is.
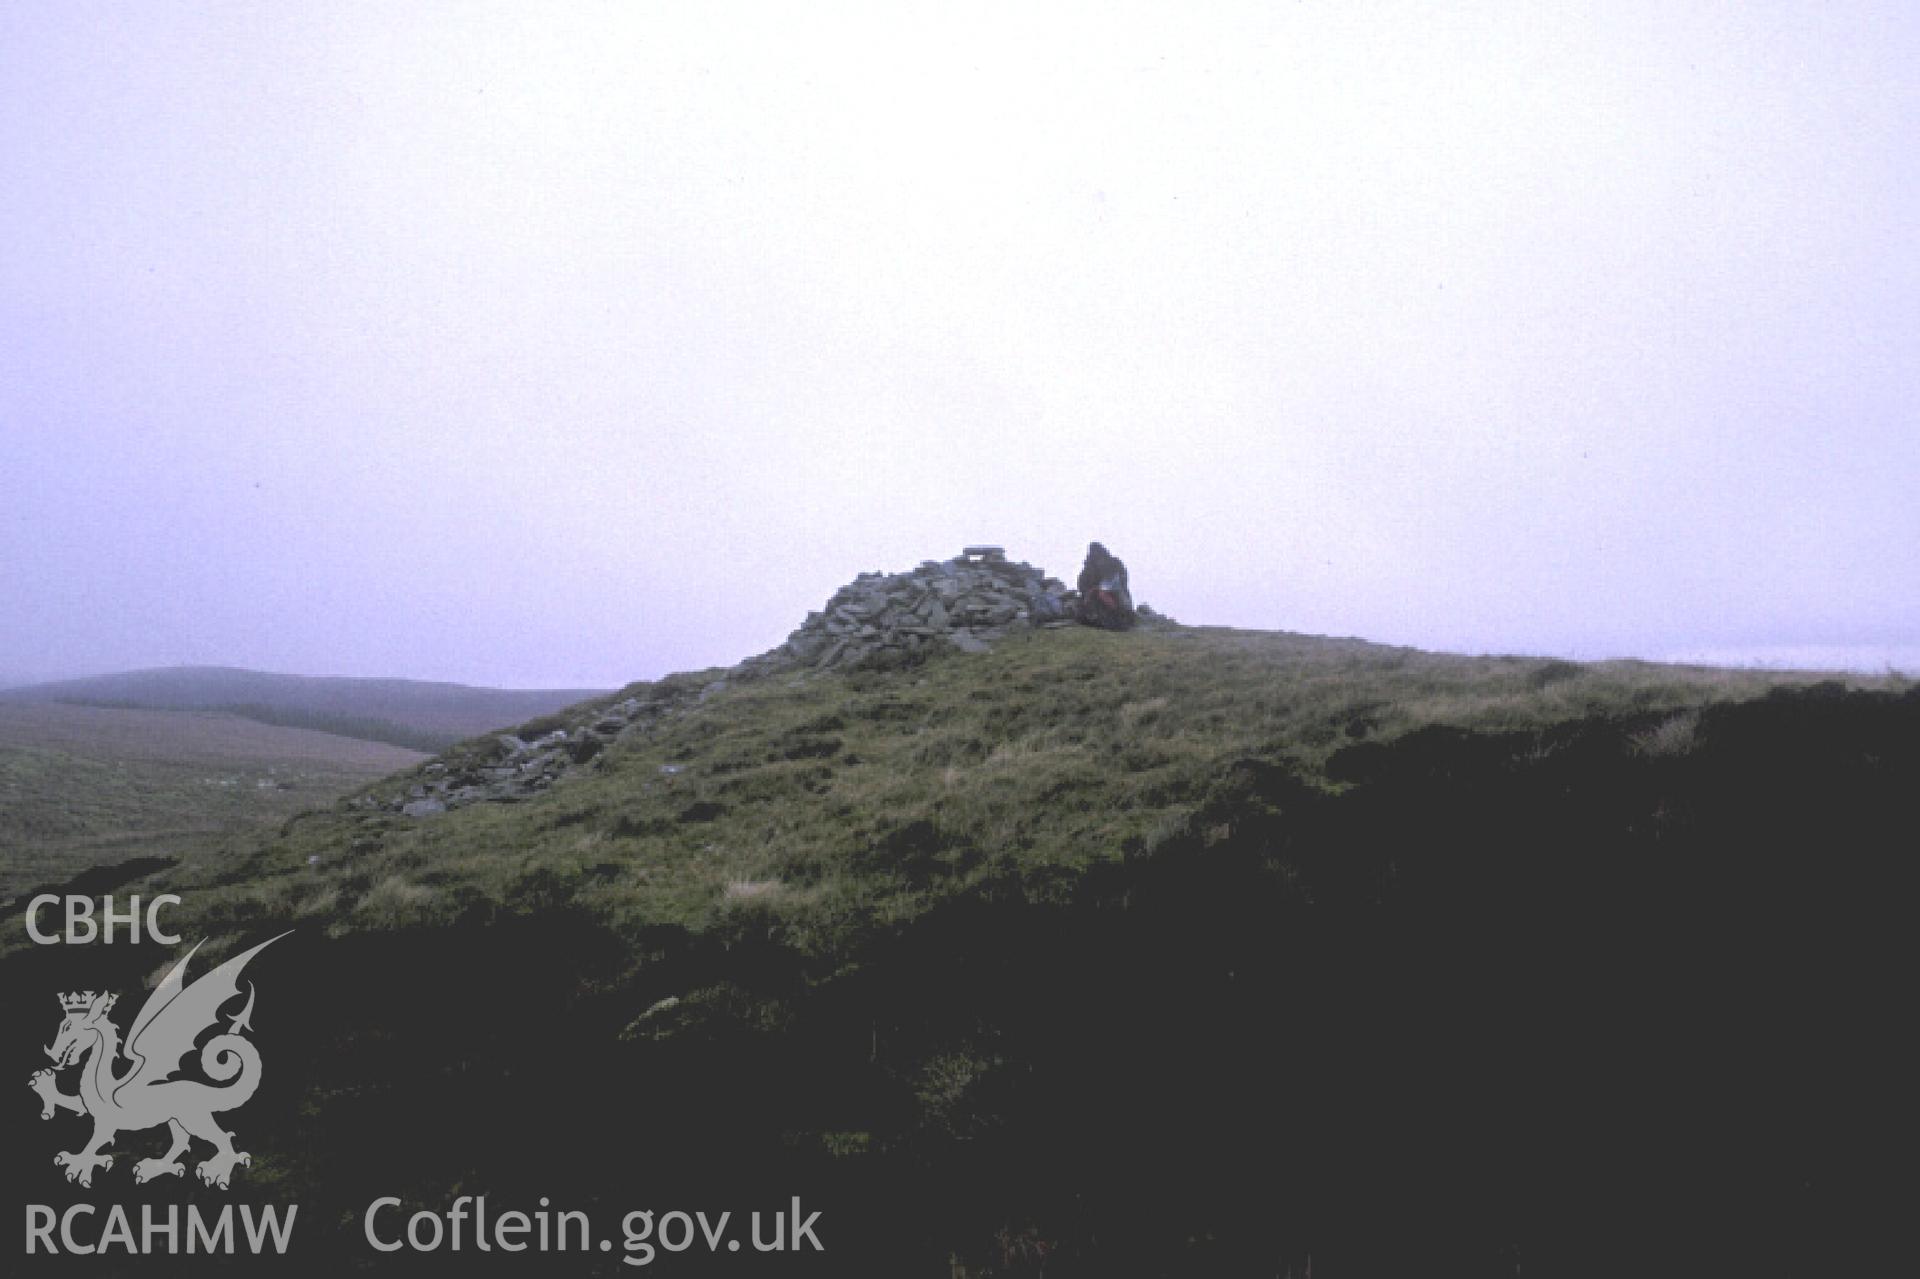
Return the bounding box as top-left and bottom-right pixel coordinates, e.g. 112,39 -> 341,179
5,4 -> 1915,689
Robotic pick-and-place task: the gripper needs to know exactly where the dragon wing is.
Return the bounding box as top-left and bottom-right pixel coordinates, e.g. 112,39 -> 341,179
115,931 -> 290,1099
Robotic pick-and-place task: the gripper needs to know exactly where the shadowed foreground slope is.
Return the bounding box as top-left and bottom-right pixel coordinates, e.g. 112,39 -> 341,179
2,628 -> 1913,1276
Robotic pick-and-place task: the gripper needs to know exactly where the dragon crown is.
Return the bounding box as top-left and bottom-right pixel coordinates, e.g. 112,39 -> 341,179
59,991 -> 115,1013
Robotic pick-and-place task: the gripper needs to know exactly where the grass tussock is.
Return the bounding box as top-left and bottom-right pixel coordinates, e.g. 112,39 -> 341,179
1631,710 -> 1702,756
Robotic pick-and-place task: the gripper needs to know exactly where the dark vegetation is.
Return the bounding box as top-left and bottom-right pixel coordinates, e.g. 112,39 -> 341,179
1,631 -> 1912,1276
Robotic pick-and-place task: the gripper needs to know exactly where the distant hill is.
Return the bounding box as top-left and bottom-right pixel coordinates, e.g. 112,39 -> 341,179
0,665 -> 607,752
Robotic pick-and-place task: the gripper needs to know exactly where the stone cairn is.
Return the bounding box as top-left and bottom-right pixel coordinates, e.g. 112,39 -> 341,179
375,548 -> 1130,818
742,545 -> 1072,674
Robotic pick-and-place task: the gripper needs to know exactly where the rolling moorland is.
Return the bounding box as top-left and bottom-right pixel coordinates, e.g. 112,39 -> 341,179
0,667 -> 607,752
0,670 -> 604,901
1,624 -> 1914,1276
0,702 -> 424,902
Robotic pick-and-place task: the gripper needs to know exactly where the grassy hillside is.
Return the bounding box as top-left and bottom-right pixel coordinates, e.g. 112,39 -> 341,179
2,628 -> 1912,1275
140,628 -> 1896,942
0,702 -> 424,901
1,666 -> 607,751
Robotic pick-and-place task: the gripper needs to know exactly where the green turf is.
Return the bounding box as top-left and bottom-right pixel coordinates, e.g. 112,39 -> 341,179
114,625 -> 1899,960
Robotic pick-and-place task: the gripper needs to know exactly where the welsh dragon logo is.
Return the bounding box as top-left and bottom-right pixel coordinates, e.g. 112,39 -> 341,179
28,932 -> 288,1189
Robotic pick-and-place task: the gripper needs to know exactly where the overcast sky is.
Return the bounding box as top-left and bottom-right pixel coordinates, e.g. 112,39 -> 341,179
3,1 -> 1915,688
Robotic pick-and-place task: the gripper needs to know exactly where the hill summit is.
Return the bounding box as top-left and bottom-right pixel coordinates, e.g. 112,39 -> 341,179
372,548 -> 1168,817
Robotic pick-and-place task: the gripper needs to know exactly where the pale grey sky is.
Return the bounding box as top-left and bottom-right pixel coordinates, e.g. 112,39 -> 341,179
3,1 -> 1915,687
